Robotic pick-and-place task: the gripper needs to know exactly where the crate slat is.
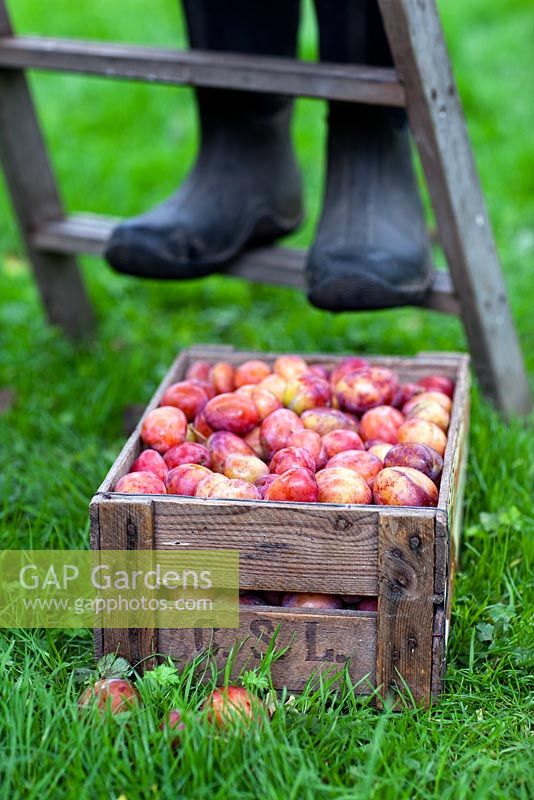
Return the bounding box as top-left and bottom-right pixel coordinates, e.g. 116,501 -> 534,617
153,500 -> 379,595
159,607 -> 377,693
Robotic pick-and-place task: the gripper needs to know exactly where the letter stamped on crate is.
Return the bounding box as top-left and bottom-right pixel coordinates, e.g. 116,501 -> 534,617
159,609 -> 377,693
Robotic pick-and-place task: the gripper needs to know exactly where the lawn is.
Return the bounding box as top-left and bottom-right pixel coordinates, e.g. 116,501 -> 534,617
0,0 -> 533,797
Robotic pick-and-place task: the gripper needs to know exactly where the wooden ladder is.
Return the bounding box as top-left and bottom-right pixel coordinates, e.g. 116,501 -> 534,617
0,0 -> 530,417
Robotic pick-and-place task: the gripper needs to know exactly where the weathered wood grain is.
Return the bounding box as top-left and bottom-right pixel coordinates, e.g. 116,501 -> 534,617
377,513 -> 435,705
438,355 -> 471,512
0,2 -> 94,337
431,605 -> 446,696
0,35 -> 404,107
159,608 -> 377,693
32,215 -> 460,315
432,390 -> 469,693
378,0 -> 531,416
153,499 -> 378,595
435,353 -> 470,599
89,497 -> 103,661
97,498 -> 156,671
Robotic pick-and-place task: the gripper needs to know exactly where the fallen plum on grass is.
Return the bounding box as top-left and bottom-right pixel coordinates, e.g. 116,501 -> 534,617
78,678 -> 140,716
203,686 -> 265,728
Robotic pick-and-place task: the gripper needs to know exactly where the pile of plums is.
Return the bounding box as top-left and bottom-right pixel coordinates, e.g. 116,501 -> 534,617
114,354 -> 454,509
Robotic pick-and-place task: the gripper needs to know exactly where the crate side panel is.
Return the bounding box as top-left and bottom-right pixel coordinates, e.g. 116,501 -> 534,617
154,500 -> 378,595
438,354 -> 471,511
159,609 -> 376,693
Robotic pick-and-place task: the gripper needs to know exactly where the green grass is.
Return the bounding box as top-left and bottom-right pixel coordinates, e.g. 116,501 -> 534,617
0,0 -> 533,797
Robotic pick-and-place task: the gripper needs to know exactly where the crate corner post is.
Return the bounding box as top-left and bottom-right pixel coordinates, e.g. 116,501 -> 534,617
93,495 -> 157,673
377,511 -> 436,707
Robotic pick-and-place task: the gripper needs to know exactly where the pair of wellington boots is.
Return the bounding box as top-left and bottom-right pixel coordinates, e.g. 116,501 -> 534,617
106,0 -> 432,311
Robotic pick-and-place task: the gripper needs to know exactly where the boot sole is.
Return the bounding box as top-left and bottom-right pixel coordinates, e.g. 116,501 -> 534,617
307,261 -> 434,312
106,206 -> 303,280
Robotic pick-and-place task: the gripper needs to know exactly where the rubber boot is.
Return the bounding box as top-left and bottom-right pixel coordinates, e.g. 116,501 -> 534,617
306,0 -> 432,311
105,0 -> 302,279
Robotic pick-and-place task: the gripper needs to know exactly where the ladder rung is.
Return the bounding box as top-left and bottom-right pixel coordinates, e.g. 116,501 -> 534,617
0,36 -> 405,107
32,214 -> 459,315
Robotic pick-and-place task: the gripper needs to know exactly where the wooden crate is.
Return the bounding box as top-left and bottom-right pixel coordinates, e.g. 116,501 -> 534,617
90,345 -> 470,705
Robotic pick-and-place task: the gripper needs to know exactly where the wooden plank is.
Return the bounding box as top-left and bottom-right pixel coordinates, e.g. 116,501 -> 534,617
0,35 -> 405,107
96,498 -> 156,671
431,605 -> 446,696
151,498 -> 379,595
435,354 -> 470,595
377,513 -> 435,705
159,608 -> 377,693
437,354 -> 470,514
32,212 -> 118,256
32,215 -> 460,315
89,497 -> 103,661
378,0 -> 532,416
0,2 -> 94,337
432,368 -> 469,690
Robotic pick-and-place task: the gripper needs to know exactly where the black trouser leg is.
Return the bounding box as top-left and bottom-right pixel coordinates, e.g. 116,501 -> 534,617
106,0 -> 302,280
307,0 -> 431,311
